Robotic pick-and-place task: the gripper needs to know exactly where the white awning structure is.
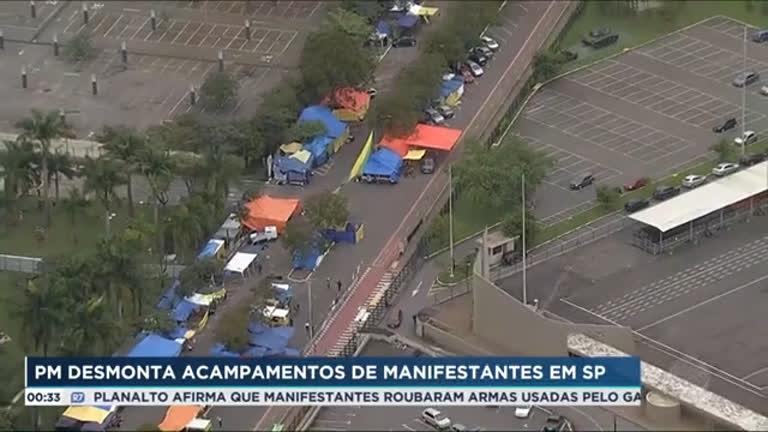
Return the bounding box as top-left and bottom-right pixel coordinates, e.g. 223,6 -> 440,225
224,252 -> 258,274
185,293 -> 213,307
263,306 -> 289,319
629,162 -> 768,232
568,333 -> 768,431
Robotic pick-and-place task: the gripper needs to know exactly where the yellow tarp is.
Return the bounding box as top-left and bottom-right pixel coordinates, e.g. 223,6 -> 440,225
279,142 -> 302,154
62,406 -> 111,424
403,149 -> 427,161
290,150 -> 312,164
332,129 -> 349,154
419,6 -> 439,15
349,131 -> 374,182
333,108 -> 367,122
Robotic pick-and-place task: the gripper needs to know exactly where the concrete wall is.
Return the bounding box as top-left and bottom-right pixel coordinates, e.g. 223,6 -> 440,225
421,318 -> 494,356
472,271 -> 636,356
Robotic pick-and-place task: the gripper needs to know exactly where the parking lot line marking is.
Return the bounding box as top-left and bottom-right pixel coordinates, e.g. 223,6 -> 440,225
171,21 -> 191,44
309,2 -> 323,17
198,23 -> 216,47
103,14 -> 125,38
252,29 -> 271,52
278,31 -> 299,56
90,14 -> 110,34
183,22 -> 203,45
744,367 -> 768,380
157,19 -> 179,43
129,17 -> 150,39
280,1 -> 295,18
638,273 -> 768,332
402,424 -> 416,431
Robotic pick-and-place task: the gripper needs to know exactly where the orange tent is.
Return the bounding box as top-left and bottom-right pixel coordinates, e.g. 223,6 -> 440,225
241,195 -> 301,233
379,124 -> 463,156
323,88 -> 371,122
158,405 -> 202,431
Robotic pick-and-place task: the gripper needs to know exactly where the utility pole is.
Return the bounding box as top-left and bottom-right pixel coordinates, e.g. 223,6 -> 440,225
449,164 -> 455,278
307,279 -> 314,339
521,173 -> 528,305
742,24 -> 747,156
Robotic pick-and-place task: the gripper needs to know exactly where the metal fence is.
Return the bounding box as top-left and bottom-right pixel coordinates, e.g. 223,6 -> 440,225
0,254 -> 42,274
431,281 -> 472,305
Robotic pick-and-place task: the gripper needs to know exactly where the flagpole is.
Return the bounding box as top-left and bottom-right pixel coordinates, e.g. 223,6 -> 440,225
522,173 -> 527,305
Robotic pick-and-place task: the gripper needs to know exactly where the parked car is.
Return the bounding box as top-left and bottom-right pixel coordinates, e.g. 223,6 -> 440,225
424,107 -> 445,125
733,71 -> 759,87
542,415 -> 572,432
753,29 -> 768,43
560,49 -> 578,62
460,68 -> 475,83
386,309 -> 402,329
624,198 -> 650,213
393,36 -> 417,47
465,60 -> 484,77
712,162 -> 739,176
481,35 -> 499,50
623,177 -> 647,191
514,406 -> 532,419
471,45 -> 494,58
653,185 -> 681,200
681,174 -> 706,188
421,157 -> 435,174
761,85 -> 768,96
734,130 -> 757,146
569,173 -> 594,190
712,117 -> 737,133
450,424 -> 468,432
367,87 -> 377,99
422,408 -> 451,429
468,53 -> 488,66
436,105 -> 455,119
741,152 -> 766,166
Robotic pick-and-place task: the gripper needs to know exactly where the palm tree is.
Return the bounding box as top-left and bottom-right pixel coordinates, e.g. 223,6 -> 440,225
0,138 -> 38,200
14,277 -> 64,357
60,189 -> 89,244
166,203 -> 205,262
136,146 -> 174,225
94,237 -> 141,318
99,126 -> 147,217
15,109 -> 74,226
47,150 -> 76,202
81,156 -> 127,235
59,295 -> 120,356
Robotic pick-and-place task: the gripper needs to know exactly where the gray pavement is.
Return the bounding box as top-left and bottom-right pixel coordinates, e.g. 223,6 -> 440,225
498,217 -> 768,416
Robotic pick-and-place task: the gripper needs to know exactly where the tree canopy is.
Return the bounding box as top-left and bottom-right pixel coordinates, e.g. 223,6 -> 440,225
200,71 -> 239,112
304,190 -> 350,229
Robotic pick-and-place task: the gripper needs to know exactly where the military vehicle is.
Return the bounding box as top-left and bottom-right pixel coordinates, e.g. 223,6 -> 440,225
582,27 -> 619,48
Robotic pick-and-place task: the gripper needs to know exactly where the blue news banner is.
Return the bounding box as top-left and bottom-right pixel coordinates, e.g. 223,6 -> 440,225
25,357 -> 642,407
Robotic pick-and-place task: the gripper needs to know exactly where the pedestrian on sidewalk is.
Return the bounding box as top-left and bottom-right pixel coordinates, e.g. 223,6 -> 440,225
216,416 -> 222,428
326,277 -> 331,290
305,322 -> 310,333
337,280 -> 342,292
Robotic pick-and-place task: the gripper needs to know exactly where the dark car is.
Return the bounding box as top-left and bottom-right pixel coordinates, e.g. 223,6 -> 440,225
570,173 -> 594,190
625,198 -> 650,213
741,152 -> 766,166
753,29 -> 768,43
393,36 -> 416,47
436,105 -> 455,119
421,157 -> 435,174
386,310 -> 403,329
713,117 -> 737,133
542,415 -> 572,432
468,53 -> 488,66
653,185 -> 681,201
623,177 -> 647,192
560,49 -> 578,62
471,46 -> 494,58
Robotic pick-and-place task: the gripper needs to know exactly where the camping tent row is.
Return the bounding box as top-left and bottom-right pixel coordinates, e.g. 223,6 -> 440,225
157,280 -> 225,338
56,334 -> 183,431
373,3 -> 439,42
361,124 -> 462,183
209,320 -> 299,358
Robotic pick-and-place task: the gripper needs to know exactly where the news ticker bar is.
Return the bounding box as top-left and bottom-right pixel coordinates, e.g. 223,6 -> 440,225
26,388 -> 643,407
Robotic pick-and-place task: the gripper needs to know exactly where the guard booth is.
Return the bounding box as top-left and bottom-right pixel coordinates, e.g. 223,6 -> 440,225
475,231 -> 518,267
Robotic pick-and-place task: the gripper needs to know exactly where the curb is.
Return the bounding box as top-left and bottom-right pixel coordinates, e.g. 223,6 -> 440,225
435,275 -> 468,287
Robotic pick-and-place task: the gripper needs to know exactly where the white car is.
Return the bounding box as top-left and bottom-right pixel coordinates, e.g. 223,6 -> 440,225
734,130 -> 757,146
514,405 -> 533,418
681,174 -> 706,189
712,162 -> 739,177
422,408 -> 451,429
367,87 -> 377,98
465,60 -> 484,77
761,85 -> 768,96
481,35 -> 499,51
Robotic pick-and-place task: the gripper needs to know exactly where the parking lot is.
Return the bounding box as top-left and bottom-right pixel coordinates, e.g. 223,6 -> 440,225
499,218 -> 768,416
176,0 -> 325,20
519,17 -> 768,226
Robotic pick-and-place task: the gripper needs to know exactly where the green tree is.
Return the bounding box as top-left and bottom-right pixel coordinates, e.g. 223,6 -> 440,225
0,138 -> 38,201
200,71 -> 239,112
532,49 -> 564,82
300,27 -> 375,102
224,118 -> 265,170
304,190 -> 349,229
81,156 -> 127,235
47,150 -> 76,202
94,236 -> 142,318
285,120 -> 327,143
137,145 -> 175,225
501,206 -> 538,245
166,203 -> 205,262
60,189 -> 89,244
215,303 -> 251,352
59,295 -> 120,356
178,257 -> 220,296
141,311 -> 177,335
340,0 -> 387,22
147,113 -> 208,153
15,109 -> 74,226
63,33 -> 97,63
325,7 -> 374,40
14,277 -> 64,357
711,138 -> 737,162
282,216 -> 316,255
454,139 -> 552,210
595,185 -> 621,209
99,125 -> 147,217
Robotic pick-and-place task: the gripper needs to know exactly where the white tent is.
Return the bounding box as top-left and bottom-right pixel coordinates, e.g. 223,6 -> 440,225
186,293 -> 213,307
224,252 -> 258,276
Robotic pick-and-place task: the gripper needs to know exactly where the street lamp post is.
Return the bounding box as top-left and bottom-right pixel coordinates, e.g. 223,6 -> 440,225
521,173 -> 528,305
742,25 -> 747,156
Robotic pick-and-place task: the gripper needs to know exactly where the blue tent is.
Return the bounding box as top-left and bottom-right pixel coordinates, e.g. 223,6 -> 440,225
210,343 -> 240,358
249,327 -> 294,350
243,346 -> 268,358
298,105 -> 347,138
440,78 -> 464,98
376,20 -> 392,36
197,239 -> 224,260
248,320 -> 268,335
362,148 -> 403,180
276,155 -> 312,178
166,327 -> 188,339
171,299 -> 198,322
397,14 -> 419,29
128,333 -> 182,357
303,135 -> 333,166
156,280 -> 181,310
292,244 -> 324,270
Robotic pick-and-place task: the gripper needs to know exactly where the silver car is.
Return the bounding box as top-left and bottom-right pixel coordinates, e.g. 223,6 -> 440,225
712,162 -> 739,177
733,71 -> 759,87
734,130 -> 757,146
681,174 -> 706,188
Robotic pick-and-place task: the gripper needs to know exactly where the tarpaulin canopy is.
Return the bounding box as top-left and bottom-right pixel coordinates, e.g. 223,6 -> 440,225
303,135 -> 333,164
197,238 -> 224,259
376,20 -> 392,36
276,155 -> 311,174
250,325 -> 294,349
363,148 -> 404,177
381,124 -> 462,154
61,406 -> 114,424
241,195 -> 301,232
291,243 -> 328,270
298,105 -> 347,138
404,149 -> 426,160
244,345 -> 268,358
410,4 -> 439,15
128,333 -> 183,357
185,293 -> 213,307
157,279 -> 181,310
210,343 -> 240,357
279,142 -> 303,154
291,149 -> 313,164
224,252 -> 258,274
397,14 -> 419,28
324,88 -> 370,122
248,320 -> 269,334
213,213 -> 241,241
158,406 -> 202,432
172,299 -> 198,322
440,78 -> 464,98
166,327 -> 189,340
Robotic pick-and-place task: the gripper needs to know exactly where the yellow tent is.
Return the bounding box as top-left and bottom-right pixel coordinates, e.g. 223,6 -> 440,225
348,132 -> 374,181
403,149 -> 426,161
290,150 -> 313,164
62,406 -> 113,424
279,142 -> 303,154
